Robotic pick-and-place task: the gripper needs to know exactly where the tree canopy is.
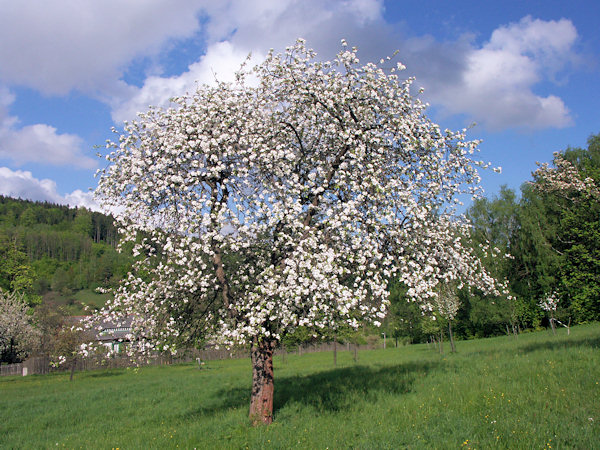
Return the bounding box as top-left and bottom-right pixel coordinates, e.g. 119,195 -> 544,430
0,290 -> 39,364
530,134 -> 600,322
91,40 -> 500,424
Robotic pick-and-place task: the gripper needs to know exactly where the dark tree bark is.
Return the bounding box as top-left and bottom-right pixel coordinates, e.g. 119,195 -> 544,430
249,338 -> 275,425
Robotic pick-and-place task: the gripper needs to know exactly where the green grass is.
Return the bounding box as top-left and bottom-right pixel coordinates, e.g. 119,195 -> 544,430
42,289 -> 110,315
72,289 -> 111,312
2,325 -> 599,449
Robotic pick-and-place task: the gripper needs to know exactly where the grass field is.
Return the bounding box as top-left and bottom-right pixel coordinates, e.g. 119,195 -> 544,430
1,324 -> 599,449
42,289 -> 111,316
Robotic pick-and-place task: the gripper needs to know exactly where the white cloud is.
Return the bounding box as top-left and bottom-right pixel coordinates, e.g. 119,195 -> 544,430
0,1 -> 578,132
342,0 -> 384,24
64,189 -> 100,210
111,0 -> 392,122
0,168 -> 62,203
201,0 -> 384,44
0,167 -> 99,209
111,41 -> 257,123
422,16 -> 577,130
0,0 -> 207,96
0,123 -> 97,168
487,15 -> 577,69
0,86 -> 16,124
0,87 -> 97,168
110,5 -> 577,131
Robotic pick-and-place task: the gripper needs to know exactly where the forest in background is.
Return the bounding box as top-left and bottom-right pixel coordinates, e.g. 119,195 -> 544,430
0,196 -> 130,314
1,133 -> 599,358
385,133 -> 600,344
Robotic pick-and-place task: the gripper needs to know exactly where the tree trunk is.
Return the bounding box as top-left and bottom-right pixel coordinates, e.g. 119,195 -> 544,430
249,338 -> 275,425
69,358 -> 76,382
333,334 -> 337,367
448,321 -> 456,353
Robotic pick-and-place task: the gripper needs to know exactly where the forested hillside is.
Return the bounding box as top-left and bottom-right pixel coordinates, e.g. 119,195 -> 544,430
0,196 -> 131,313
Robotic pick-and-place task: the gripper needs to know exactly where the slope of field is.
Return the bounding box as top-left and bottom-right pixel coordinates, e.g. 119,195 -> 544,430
1,324 -> 598,448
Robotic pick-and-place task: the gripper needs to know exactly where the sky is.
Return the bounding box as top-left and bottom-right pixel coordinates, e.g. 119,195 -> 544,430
0,0 -> 598,211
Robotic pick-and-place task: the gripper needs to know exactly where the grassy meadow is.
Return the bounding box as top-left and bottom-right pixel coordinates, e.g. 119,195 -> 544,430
41,289 -> 112,316
1,324 -> 599,449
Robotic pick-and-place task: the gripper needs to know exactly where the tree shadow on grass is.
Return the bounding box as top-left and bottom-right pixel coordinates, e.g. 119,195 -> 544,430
84,369 -> 126,378
516,334 -> 600,355
273,361 -> 437,414
185,360 -> 438,419
461,332 -> 600,361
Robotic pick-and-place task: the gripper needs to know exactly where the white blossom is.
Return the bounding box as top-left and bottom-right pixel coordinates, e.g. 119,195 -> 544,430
532,153 -> 600,200
539,292 -> 559,312
0,290 -> 39,362
85,40 -> 500,357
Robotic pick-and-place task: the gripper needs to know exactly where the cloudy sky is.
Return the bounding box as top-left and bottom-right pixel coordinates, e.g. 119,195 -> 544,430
0,0 -> 598,210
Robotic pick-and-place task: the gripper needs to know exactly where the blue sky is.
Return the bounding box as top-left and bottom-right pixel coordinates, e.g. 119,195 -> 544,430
0,0 -> 598,210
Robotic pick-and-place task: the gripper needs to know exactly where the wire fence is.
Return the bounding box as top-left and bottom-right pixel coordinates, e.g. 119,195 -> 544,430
1,341 -> 378,377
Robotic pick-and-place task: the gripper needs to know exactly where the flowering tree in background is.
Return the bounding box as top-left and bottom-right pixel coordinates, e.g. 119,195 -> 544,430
531,135 -> 600,323
434,284 -> 460,352
51,325 -> 88,381
538,292 -> 559,335
533,153 -> 600,201
0,289 -> 39,364
92,40 -> 499,424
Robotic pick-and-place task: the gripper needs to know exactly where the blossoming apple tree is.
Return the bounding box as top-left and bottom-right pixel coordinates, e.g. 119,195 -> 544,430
531,138 -> 600,323
533,152 -> 600,200
538,291 -> 560,334
434,283 -> 461,352
0,289 -> 39,364
92,40 -> 499,424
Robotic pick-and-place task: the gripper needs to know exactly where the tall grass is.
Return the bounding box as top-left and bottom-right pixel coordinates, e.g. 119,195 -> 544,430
1,324 -> 598,448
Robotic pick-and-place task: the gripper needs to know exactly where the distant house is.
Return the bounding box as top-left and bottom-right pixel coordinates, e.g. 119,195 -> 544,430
96,317 -> 133,353
71,316 -> 133,353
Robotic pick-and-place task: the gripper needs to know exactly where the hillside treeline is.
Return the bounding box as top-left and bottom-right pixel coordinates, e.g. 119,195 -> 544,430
0,197 -> 130,304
